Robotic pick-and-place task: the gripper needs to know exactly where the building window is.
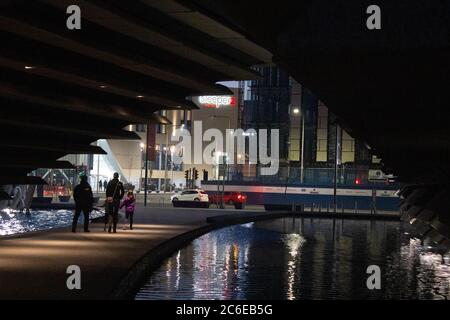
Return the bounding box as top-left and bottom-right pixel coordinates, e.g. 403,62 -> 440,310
136,124 -> 146,132
157,110 -> 167,134
157,124 -> 166,134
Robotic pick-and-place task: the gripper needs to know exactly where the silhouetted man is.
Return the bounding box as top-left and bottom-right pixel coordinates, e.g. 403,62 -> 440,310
105,172 -> 125,233
72,175 -> 94,233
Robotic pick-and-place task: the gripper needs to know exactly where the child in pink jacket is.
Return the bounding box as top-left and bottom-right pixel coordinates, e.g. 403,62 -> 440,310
120,191 -> 136,230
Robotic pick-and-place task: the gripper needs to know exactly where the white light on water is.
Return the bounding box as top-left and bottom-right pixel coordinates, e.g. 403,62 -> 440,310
0,209 -> 103,236
1,208 -> 14,217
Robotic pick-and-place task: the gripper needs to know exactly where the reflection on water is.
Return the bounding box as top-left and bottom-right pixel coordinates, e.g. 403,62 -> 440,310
0,209 -> 103,236
136,218 -> 450,300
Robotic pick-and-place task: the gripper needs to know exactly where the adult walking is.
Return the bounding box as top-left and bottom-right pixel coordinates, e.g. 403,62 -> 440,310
105,172 -> 125,233
72,175 -> 94,233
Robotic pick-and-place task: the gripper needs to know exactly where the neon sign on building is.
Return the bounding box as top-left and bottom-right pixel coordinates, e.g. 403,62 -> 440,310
198,95 -> 236,108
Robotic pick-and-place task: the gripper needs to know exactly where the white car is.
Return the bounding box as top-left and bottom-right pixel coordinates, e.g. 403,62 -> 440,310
171,190 -> 209,202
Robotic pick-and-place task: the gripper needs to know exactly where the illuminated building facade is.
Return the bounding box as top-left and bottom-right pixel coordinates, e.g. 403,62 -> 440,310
88,87 -> 241,191
241,66 -> 377,184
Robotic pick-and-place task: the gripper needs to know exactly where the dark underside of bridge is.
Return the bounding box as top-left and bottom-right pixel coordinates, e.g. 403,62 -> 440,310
1,1 -> 450,240
0,0 -> 271,185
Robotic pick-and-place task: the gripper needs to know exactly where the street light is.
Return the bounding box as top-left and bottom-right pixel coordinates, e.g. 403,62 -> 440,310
215,151 -> 222,179
209,115 -> 233,209
209,115 -> 231,178
237,153 -> 247,179
139,142 -> 145,191
96,140 -> 101,194
170,145 -> 175,185
163,123 -> 185,193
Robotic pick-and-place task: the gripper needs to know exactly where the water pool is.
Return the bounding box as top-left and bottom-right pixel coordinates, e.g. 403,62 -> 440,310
0,209 -> 103,236
136,217 -> 450,300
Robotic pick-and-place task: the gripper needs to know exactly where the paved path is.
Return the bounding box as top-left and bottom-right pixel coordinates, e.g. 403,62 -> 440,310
0,206 -> 263,299
0,205 -> 400,299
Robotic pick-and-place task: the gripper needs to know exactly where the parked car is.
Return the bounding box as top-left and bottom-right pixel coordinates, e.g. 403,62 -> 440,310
208,191 -> 247,205
171,189 -> 209,202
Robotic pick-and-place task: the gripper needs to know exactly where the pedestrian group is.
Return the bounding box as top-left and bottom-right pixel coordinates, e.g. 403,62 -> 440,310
72,172 -> 135,233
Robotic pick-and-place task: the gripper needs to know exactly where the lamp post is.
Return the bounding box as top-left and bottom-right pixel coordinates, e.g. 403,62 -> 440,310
209,114 -> 233,208
163,123 -> 185,193
209,114 -> 231,179
300,115 -> 305,183
242,132 -> 256,179
170,145 -> 175,186
221,154 -> 227,209
333,123 -> 341,213
96,140 -> 100,194
139,142 -> 144,191
237,153 -> 242,179
163,145 -> 169,194
144,124 -> 149,207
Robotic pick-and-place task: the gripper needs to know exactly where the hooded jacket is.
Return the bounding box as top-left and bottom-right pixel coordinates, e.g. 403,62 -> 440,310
73,181 -> 94,209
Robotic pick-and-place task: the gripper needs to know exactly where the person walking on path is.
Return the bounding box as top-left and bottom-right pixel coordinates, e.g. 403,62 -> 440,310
72,175 -> 94,233
98,179 -> 103,191
103,180 -> 107,192
120,191 -> 136,230
105,172 -> 125,233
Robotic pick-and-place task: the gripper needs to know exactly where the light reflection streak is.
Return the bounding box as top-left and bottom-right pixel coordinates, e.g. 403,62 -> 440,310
222,244 -> 231,298
165,259 -> 172,284
232,243 -> 239,275
175,250 -> 181,290
284,234 -> 306,300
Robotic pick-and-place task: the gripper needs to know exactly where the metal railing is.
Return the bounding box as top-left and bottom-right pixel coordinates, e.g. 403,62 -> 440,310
209,165 -> 386,186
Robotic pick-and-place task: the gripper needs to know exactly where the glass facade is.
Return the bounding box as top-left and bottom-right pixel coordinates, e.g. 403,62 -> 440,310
240,67 -> 380,185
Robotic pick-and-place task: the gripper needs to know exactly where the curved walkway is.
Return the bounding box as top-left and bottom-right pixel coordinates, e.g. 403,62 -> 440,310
0,206 -> 265,299
0,206 -> 399,299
